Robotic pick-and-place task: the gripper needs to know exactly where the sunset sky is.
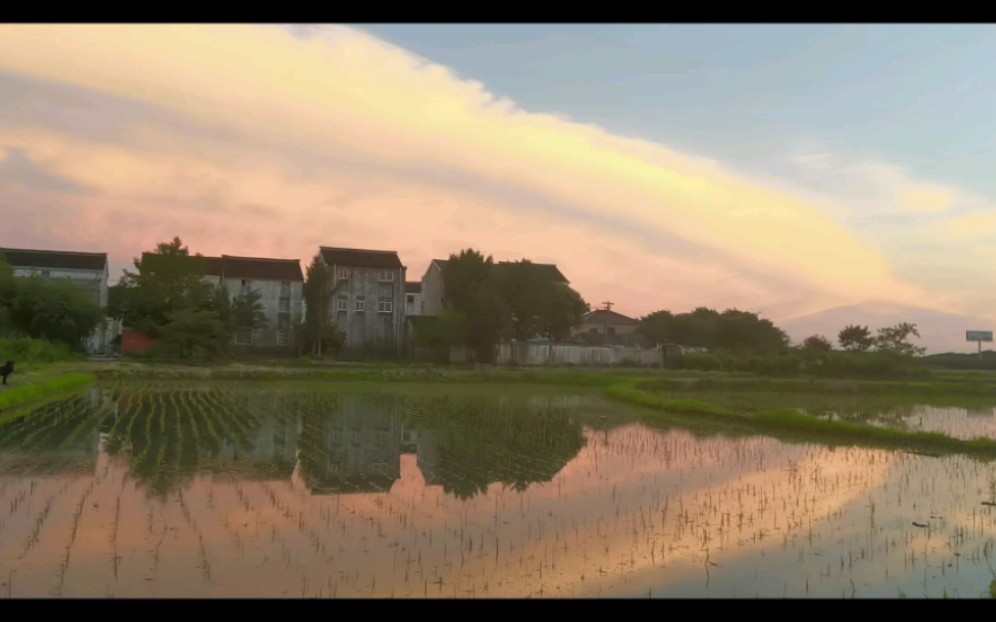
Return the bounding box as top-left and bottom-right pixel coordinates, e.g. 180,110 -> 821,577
1,24 -> 994,324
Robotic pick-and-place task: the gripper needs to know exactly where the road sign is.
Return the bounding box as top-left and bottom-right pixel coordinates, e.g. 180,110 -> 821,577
966,331 -> 993,342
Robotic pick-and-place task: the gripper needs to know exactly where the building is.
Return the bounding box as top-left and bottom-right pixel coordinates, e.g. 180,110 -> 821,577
0,247 -> 114,354
138,252 -> 305,349
405,282 -> 423,317
207,255 -> 304,349
420,258 -> 569,318
576,308 -> 641,346
318,246 -> 407,356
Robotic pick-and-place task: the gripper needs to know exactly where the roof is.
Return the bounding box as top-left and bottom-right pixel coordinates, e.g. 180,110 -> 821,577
428,258 -> 568,283
583,309 -> 639,326
320,246 -> 403,270
496,261 -> 568,284
0,247 -> 107,271
405,281 -> 421,294
140,253 -> 303,281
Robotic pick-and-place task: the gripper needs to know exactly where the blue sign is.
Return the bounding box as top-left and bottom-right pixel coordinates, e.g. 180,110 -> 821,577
966,331 -> 993,342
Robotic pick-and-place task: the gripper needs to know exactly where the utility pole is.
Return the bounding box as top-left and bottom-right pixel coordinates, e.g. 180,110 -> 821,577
601,301 -> 613,345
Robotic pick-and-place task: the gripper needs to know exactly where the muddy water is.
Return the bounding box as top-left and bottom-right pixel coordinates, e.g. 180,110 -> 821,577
0,384 -> 994,598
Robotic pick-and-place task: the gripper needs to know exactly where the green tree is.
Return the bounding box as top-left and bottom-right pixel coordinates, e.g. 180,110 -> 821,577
802,334 -> 833,353
541,282 -> 589,341
301,253 -> 347,356
637,306 -> 788,354
874,322 -> 926,358
232,288 -> 268,337
153,308 -> 230,360
838,324 -> 874,352
442,249 -> 509,363
115,237 -> 214,334
1,276 -> 103,350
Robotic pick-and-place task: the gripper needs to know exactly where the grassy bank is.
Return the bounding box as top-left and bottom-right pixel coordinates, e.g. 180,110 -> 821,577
606,382 -> 996,460
0,372 -> 96,421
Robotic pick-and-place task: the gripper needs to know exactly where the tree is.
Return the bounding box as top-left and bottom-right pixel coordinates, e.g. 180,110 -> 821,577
541,282 -> 590,341
231,288 -> 268,339
874,322 -> 926,358
153,308 -> 230,360
301,253 -> 347,356
442,249 -> 508,363
802,334 -> 833,353
636,306 -> 788,354
838,324 -> 874,352
115,237 -> 214,334
0,276 -> 103,350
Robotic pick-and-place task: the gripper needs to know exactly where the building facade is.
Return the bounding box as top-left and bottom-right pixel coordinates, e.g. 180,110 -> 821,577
405,281 -> 423,317
207,255 -> 304,349
318,247 -> 407,356
575,308 -> 641,346
138,253 -> 305,349
1,247 -> 114,354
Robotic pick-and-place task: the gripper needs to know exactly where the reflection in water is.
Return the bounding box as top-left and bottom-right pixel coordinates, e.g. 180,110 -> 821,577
0,385 -> 994,598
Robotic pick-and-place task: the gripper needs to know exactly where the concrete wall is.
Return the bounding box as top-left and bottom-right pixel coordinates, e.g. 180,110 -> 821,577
421,262 -> 446,317
324,264 -> 407,355
496,342 -> 662,367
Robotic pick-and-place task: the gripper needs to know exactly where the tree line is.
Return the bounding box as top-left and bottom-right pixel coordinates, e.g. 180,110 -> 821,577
406,248 -> 590,362
0,253 -> 103,351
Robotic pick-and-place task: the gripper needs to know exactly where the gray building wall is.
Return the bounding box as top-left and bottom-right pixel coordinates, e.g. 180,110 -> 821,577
204,276 -> 304,348
420,262 -> 446,317
405,291 -> 423,316
322,262 -> 407,356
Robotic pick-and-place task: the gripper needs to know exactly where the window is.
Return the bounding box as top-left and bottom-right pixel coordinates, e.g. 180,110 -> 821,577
337,267 -> 349,280
354,296 -> 365,312
375,430 -> 389,446
280,280 -> 291,298
607,327 -> 616,335
378,271 -> 395,282
240,279 -> 251,295
406,294 -> 415,304
336,295 -> 348,311
377,300 -> 393,313
589,328 -> 598,335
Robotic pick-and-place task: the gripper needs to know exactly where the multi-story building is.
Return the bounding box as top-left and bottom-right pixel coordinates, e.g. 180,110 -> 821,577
317,246 -> 407,356
138,252 -> 304,349
0,247 -> 113,354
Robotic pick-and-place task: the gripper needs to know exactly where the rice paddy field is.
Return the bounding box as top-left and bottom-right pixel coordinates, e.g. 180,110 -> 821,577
1,379 -> 995,598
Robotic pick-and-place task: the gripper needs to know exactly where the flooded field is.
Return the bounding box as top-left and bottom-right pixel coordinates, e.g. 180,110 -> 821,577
1,382 -> 995,598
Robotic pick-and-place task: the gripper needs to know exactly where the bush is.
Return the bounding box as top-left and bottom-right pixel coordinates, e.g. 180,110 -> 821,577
0,337 -> 84,365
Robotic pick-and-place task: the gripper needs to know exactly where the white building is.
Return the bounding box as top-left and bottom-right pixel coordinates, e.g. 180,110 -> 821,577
1,247 -> 114,354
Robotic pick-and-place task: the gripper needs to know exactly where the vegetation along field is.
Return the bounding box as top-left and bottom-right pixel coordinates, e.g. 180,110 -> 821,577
1,377 -> 995,598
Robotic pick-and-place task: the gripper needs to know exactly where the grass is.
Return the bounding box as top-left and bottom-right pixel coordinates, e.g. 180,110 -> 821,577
0,373 -> 96,422
0,337 -> 85,366
606,380 -> 996,459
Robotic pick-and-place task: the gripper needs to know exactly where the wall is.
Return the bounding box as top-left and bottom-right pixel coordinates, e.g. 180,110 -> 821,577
221,277 -> 303,348
420,262 -> 446,317
496,342 -> 662,367
405,291 -> 423,316
327,265 -> 407,356
121,329 -> 157,355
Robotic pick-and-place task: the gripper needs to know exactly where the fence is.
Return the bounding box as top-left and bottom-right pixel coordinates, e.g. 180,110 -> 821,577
496,342 -> 663,367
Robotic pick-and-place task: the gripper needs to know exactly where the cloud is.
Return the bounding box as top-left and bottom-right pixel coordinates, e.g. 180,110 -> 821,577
0,24 -> 934,318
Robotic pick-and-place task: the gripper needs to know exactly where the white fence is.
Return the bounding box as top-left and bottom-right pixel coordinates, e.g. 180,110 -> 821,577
496,342 -> 663,367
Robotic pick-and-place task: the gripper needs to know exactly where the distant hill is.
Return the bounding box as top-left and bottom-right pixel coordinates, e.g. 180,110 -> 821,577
780,301 -> 994,355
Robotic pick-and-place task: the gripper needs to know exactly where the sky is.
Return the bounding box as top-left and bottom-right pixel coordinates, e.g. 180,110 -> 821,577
1,24 -> 995,327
